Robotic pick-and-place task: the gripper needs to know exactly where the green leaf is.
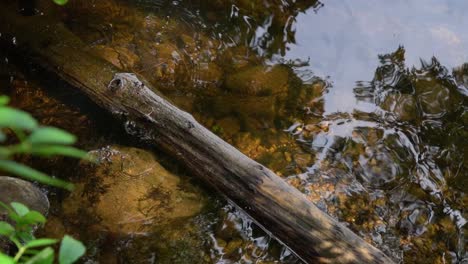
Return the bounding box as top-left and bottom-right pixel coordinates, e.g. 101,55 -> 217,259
0,130 -> 5,142
11,202 -> 30,217
29,127 -> 76,145
17,229 -> 35,244
24,247 -> 54,264
0,96 -> 10,105
0,146 -> 11,157
21,211 -> 46,225
0,201 -> 20,222
25,238 -> 58,248
29,146 -> 88,160
0,107 -> 38,130
0,252 -> 15,264
24,249 -> 42,255
53,0 -> 68,6
0,221 -> 15,236
0,160 -> 74,190
59,235 -> 85,264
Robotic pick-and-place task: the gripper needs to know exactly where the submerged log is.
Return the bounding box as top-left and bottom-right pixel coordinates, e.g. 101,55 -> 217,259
0,4 -> 394,263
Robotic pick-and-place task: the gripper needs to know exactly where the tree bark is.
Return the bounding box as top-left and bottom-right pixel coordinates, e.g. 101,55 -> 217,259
0,4 -> 395,263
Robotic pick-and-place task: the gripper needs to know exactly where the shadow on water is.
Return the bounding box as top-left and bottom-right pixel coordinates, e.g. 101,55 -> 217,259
0,0 -> 467,263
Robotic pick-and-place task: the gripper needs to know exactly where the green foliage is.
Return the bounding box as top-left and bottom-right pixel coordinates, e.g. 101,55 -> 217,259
0,202 -> 85,264
0,161 -> 74,191
0,96 -> 87,263
52,0 -> 69,6
0,96 -> 92,190
0,107 -> 38,131
28,127 -> 76,145
58,236 -> 86,264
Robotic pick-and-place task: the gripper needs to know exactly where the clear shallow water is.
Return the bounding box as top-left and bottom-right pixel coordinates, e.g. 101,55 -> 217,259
1,0 -> 467,263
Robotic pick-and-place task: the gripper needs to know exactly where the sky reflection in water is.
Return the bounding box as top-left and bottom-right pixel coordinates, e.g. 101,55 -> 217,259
265,2 -> 467,262
280,0 -> 468,113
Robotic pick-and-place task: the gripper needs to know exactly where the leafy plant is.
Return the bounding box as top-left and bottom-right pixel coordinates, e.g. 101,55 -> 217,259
0,95 -> 90,191
0,202 -> 85,264
0,96 -> 88,262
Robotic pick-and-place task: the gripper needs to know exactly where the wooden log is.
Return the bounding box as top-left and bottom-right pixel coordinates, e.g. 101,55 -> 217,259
0,4 -> 395,263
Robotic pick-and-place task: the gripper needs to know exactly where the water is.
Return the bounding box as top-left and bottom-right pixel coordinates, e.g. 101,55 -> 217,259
281,0 -> 468,114
1,0 -> 467,263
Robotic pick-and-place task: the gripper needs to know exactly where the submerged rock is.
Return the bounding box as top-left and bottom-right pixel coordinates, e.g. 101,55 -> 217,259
224,65 -> 291,96
62,145 -> 207,234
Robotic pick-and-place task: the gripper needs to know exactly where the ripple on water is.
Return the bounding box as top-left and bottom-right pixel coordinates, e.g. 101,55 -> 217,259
287,50 -> 466,263
4,0 -> 466,262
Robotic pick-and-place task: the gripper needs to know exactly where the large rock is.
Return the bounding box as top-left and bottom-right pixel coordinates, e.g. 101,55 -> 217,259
62,145 -> 207,234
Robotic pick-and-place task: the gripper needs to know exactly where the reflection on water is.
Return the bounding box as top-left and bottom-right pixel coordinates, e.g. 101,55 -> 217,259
288,47 -> 466,263
1,0 -> 467,263
280,0 -> 468,114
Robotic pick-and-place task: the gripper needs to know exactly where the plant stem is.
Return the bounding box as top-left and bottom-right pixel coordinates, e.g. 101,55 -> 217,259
9,236 -> 22,250
13,246 -> 26,262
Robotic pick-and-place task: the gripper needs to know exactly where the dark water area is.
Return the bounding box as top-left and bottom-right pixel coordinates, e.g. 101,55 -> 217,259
0,0 -> 467,263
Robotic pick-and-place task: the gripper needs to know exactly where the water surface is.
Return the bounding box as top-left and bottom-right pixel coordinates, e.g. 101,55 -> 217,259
1,0 -> 467,263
